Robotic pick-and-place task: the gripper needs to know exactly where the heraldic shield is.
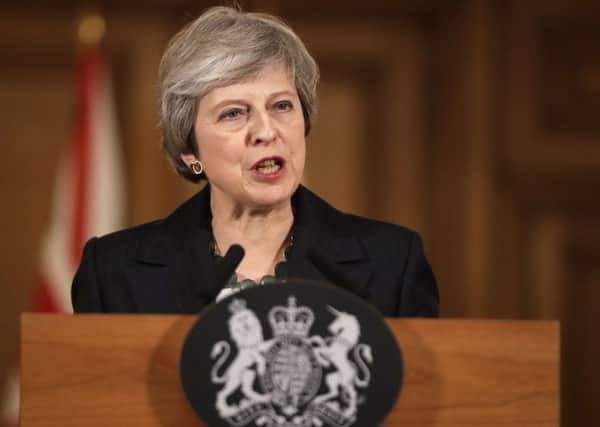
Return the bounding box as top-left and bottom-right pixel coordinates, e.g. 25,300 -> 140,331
180,279 -> 403,427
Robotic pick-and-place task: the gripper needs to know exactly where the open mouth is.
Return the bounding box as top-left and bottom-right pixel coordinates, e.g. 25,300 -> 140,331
252,157 -> 284,175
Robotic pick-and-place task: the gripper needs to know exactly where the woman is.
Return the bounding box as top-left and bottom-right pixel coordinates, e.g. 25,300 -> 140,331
71,6 -> 439,317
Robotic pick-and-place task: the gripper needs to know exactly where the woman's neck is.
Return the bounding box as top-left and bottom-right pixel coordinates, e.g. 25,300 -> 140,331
210,194 -> 294,281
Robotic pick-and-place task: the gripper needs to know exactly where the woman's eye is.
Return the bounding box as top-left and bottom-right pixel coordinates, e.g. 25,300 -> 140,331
273,100 -> 293,112
219,108 -> 245,121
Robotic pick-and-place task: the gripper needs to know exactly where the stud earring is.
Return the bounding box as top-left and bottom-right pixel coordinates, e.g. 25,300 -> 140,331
190,160 -> 203,175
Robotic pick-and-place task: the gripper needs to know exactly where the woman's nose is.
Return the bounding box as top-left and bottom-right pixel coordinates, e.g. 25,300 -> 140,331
249,109 -> 276,144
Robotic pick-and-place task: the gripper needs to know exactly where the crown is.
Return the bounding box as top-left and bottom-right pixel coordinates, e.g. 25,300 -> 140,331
268,296 -> 314,338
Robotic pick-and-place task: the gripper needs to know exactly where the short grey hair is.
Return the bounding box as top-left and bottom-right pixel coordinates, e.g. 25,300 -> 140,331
159,6 -> 320,183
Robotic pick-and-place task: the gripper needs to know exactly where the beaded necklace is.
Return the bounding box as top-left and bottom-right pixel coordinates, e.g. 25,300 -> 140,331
211,229 -> 293,291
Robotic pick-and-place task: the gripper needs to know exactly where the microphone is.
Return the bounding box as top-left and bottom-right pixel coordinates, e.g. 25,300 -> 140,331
204,244 -> 245,302
307,247 -> 372,302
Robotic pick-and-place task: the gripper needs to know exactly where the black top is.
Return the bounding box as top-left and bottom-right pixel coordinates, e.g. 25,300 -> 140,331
71,185 -> 439,317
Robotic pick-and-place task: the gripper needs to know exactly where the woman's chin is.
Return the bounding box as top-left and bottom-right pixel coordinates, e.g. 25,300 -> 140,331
245,182 -> 297,208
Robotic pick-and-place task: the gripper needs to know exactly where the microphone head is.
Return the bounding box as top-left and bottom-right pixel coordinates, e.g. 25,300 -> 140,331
202,243 -> 246,301
224,244 -> 245,267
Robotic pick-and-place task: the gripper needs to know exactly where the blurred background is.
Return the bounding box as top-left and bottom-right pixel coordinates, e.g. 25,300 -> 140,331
1,0 -> 599,425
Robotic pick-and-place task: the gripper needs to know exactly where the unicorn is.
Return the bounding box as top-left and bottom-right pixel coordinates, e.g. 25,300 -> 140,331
311,307 -> 373,418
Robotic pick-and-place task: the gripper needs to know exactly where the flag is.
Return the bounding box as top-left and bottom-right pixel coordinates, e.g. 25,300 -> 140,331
1,39 -> 125,426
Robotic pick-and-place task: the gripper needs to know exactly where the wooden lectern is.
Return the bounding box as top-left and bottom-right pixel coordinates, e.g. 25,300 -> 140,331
20,314 -> 559,426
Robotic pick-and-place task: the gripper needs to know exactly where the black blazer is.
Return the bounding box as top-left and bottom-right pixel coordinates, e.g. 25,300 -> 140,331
72,185 -> 439,317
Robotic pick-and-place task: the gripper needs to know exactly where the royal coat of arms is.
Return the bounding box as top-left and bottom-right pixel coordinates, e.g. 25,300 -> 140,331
209,296 -> 373,427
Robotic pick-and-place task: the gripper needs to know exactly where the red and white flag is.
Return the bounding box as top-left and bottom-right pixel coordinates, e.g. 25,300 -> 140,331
1,45 -> 125,426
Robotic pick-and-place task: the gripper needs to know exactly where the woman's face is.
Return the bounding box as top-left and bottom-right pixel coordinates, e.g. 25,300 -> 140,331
185,63 -> 306,210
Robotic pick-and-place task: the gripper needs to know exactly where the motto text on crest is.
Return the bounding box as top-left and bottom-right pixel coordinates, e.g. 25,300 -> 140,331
209,297 -> 373,427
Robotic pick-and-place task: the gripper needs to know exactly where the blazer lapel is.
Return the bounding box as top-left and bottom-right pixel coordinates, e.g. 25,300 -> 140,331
131,185 -> 216,313
288,186 -> 373,297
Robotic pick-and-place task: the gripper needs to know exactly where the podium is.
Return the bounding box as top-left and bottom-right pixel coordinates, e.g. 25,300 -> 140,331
20,314 -> 559,426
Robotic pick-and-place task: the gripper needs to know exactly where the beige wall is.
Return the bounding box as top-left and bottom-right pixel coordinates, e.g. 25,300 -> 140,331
1,0 -> 600,424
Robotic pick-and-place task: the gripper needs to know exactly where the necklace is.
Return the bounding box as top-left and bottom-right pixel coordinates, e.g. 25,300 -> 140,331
211,229 -> 293,291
